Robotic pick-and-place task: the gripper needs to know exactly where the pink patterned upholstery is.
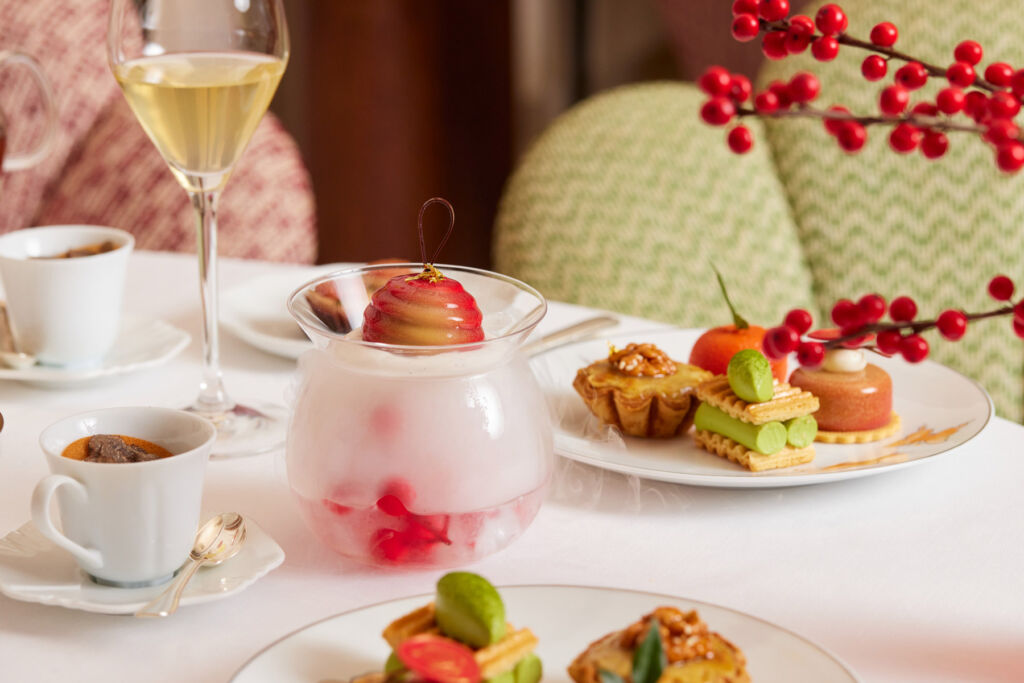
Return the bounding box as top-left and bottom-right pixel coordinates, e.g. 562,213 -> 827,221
0,0 -> 316,263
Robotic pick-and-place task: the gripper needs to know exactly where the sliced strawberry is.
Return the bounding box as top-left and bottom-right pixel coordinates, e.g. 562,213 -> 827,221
396,634 -> 481,683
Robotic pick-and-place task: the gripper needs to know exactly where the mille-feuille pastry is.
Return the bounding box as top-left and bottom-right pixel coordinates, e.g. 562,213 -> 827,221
354,572 -> 541,683
789,347 -> 900,443
567,606 -> 750,683
574,343 -> 713,438
693,349 -> 820,472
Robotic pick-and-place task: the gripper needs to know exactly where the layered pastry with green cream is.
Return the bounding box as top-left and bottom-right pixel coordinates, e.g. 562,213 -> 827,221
693,349 -> 820,471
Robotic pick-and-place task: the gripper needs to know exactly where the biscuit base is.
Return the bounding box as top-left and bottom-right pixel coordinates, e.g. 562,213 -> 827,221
815,412 -> 901,444
694,430 -> 815,472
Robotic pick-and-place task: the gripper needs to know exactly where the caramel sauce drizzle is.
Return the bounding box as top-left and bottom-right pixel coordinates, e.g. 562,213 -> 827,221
821,422 -> 967,472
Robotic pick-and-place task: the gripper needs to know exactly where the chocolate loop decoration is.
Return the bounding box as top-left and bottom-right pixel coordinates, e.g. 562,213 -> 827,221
417,197 -> 455,266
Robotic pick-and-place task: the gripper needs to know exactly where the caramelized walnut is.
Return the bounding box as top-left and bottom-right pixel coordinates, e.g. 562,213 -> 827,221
609,343 -> 677,378
620,607 -> 715,663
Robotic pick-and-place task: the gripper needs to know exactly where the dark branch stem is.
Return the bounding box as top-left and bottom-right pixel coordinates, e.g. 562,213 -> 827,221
824,306 -> 1015,349
736,104 -> 987,135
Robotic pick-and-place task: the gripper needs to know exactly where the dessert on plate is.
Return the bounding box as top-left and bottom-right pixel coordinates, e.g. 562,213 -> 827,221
573,343 -> 713,438
788,345 -> 900,443
693,349 -> 819,471
353,572 -> 541,683
568,605 -> 750,683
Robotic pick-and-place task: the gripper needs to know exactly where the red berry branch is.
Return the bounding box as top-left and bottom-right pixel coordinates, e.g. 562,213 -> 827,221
701,0 -> 1024,170
761,276 -> 1024,368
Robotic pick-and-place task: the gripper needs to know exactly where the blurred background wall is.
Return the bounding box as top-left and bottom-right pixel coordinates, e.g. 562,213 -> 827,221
272,0 -> 806,266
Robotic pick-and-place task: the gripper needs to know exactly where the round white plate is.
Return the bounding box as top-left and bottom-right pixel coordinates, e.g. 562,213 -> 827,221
0,316 -> 189,386
530,329 -> 993,488
221,264 -> 356,360
230,585 -> 858,682
0,517 -> 284,615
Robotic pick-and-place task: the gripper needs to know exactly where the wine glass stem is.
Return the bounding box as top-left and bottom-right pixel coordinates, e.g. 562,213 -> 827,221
188,188 -> 233,415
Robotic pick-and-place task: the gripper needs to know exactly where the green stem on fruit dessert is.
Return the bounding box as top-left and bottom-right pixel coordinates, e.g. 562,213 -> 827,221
712,265 -> 749,329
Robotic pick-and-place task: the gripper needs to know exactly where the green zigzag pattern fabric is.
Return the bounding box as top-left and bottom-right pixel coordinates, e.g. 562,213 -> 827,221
759,0 -> 1024,421
494,82 -> 817,334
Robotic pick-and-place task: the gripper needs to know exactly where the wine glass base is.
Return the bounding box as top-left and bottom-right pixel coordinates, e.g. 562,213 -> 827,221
185,400 -> 286,458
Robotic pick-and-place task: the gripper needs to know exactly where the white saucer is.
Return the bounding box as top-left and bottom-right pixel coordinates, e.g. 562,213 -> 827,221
0,316 -> 190,387
0,517 -> 284,615
221,264 -> 355,360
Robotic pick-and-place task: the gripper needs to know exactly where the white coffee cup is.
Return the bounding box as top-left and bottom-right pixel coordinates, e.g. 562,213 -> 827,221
31,407 -> 216,587
0,225 -> 134,367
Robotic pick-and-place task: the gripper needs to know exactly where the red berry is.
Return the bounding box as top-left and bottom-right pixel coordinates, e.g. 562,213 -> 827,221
701,97 -> 736,126
936,87 -> 966,114
876,329 -> 902,355
699,66 -> 733,96
1014,318 -> 1024,339
732,13 -> 761,42
811,36 -> 839,61
947,61 -> 976,87
755,90 -> 780,113
870,22 -> 898,47
1015,299 -> 1024,324
890,295 -> 918,322
857,294 -> 887,323
900,334 -> 929,363
796,340 -> 825,368
815,4 -> 848,35
758,0 -> 790,22
911,102 -> 939,117
896,62 -> 928,90
831,298 -> 862,328
921,131 -> 949,159
880,85 -> 910,115
786,15 -> 814,47
954,40 -> 983,66
836,121 -> 867,152
762,31 -> 788,59
861,55 -> 888,81
728,125 -> 754,154
985,119 -> 1019,145
997,141 -> 1024,172
784,308 -> 814,334
988,275 -> 1015,301
984,62 -> 1014,87
730,74 -> 753,102
889,123 -> 922,153
765,325 -> 800,357
1012,70 -> 1024,98
732,0 -> 759,16
823,105 -> 850,135
768,79 -> 793,106
936,310 -> 968,341
964,91 -> 990,120
987,91 -> 1021,119
788,72 -> 820,102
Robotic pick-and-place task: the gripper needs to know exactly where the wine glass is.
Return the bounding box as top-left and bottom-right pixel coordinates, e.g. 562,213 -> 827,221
107,0 -> 289,456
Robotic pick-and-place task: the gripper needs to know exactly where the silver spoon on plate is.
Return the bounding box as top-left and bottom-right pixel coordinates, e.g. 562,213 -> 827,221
135,512 -> 247,618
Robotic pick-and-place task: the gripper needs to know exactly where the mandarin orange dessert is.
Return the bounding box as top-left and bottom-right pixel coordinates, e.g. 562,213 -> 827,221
567,606 -> 750,683
689,269 -> 786,381
693,349 -> 819,471
574,343 -> 712,438
788,347 -> 900,443
351,572 -> 541,683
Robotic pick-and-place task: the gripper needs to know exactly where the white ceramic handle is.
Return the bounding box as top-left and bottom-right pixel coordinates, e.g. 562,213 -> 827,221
0,51 -> 57,172
30,474 -> 103,571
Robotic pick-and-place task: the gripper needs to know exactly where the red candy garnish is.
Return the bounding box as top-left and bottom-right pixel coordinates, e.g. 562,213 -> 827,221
397,635 -> 481,683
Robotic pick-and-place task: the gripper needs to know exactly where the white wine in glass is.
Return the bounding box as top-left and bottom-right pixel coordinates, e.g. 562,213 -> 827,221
108,0 -> 290,456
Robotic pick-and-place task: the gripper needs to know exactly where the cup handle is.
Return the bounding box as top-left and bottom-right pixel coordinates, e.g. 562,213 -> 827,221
30,474 -> 103,571
0,51 -> 57,172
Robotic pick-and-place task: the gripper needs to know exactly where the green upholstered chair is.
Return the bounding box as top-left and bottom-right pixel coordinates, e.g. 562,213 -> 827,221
494,1 -> 1024,421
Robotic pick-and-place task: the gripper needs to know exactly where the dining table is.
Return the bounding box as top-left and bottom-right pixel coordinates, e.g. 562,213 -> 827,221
0,249 -> 1022,683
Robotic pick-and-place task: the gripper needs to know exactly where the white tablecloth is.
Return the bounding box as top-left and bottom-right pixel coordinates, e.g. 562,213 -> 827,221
1,251 -> 1022,682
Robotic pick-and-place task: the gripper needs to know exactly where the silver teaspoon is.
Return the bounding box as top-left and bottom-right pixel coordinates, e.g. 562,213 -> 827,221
135,512 -> 247,618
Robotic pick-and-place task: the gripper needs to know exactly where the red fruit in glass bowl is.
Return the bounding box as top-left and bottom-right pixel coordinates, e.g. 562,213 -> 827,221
362,266 -> 484,345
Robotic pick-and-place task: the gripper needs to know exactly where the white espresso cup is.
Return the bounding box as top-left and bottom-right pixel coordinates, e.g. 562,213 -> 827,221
0,225 -> 134,367
31,407 -> 216,587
